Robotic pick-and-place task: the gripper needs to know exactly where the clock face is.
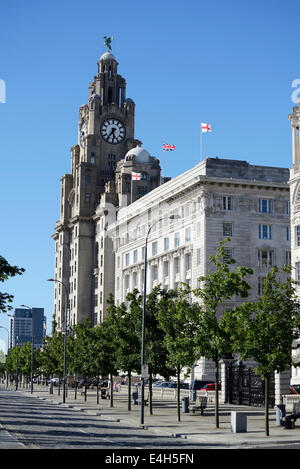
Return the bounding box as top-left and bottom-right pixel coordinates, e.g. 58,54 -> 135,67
101,118 -> 126,144
80,121 -> 88,147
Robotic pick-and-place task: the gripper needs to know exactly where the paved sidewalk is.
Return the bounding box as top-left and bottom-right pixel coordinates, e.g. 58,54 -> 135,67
6,384 -> 300,449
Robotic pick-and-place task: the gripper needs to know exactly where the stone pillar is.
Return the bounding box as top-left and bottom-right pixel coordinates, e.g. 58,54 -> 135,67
275,369 -> 291,405
292,126 -> 298,164
220,362 -> 226,404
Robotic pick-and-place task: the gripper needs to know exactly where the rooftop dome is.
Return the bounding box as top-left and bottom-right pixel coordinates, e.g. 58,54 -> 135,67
100,51 -> 116,61
125,146 -> 151,163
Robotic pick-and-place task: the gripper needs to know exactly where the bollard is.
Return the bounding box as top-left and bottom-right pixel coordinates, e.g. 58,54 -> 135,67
231,411 -> 247,433
276,404 -> 286,426
182,397 -> 189,413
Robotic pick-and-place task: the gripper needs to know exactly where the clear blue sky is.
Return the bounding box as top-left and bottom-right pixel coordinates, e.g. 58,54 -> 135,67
0,0 -> 299,351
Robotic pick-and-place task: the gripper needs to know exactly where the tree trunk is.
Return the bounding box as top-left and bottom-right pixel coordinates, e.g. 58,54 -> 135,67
96,376 -> 99,405
128,372 -> 131,411
215,361 -> 219,428
177,365 -> 181,422
265,375 -> 269,436
110,373 -> 113,408
149,368 -> 153,415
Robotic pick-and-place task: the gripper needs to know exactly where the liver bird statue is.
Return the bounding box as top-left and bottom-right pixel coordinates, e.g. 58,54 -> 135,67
104,36 -> 113,51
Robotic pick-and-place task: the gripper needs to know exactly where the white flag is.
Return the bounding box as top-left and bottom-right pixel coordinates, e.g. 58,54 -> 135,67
201,123 -> 212,133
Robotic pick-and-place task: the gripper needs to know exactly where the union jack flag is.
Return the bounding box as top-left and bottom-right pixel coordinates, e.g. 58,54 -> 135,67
132,172 -> 142,181
163,143 -> 176,151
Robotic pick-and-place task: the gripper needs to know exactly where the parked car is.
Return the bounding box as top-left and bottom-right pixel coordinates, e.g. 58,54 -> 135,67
167,382 -> 177,388
99,380 -> 108,387
51,378 -> 62,386
189,380 -> 211,390
200,383 -> 221,391
153,381 -> 170,388
167,382 -> 189,389
153,381 -> 164,387
180,383 -> 189,389
290,385 -> 300,394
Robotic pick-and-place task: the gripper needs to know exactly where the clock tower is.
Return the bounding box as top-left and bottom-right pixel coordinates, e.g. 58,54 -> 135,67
52,48 -> 143,331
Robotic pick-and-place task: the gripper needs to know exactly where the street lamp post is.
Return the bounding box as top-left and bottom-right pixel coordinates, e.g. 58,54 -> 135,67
20,305 -> 34,394
15,335 -> 19,391
47,278 -> 68,404
0,326 -> 9,388
140,214 -> 179,426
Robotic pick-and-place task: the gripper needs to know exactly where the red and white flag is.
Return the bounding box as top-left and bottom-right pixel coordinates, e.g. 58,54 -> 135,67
201,123 -> 211,133
163,143 -> 176,151
132,172 -> 142,181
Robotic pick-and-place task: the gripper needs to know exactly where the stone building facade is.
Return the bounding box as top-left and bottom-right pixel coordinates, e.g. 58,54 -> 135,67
52,50 -> 161,330
289,101 -> 300,386
109,157 -> 290,379
52,49 -> 292,381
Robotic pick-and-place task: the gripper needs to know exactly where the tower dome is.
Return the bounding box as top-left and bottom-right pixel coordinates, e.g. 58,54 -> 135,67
125,145 -> 151,163
100,51 -> 116,61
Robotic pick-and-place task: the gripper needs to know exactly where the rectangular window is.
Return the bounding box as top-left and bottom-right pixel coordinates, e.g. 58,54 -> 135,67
197,248 -> 201,265
258,276 -> 266,295
296,226 -> 300,246
174,257 -> 180,274
125,253 -> 130,266
286,251 -> 291,265
258,250 -> 274,268
125,275 -> 130,290
258,224 -> 272,240
185,253 -> 191,271
258,199 -> 272,213
133,249 -> 138,263
296,262 -> 300,283
152,241 -> 158,256
164,261 -> 169,277
223,248 -> 233,262
286,226 -> 290,241
152,265 -> 158,281
164,237 -> 169,251
285,201 -> 290,215
223,222 -> 233,237
174,232 -> 180,247
133,271 -> 137,287
138,186 -> 148,195
185,227 -> 192,243
223,196 -> 233,211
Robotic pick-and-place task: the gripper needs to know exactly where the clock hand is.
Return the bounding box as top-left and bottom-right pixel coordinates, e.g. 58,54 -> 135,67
108,127 -> 117,137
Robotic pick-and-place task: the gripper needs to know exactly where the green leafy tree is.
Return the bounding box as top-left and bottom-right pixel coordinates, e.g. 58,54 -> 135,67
40,331 -> 65,393
125,287 -> 175,415
106,294 -> 141,411
71,320 -> 98,401
192,239 -> 253,428
155,287 -> 199,422
94,320 -> 119,406
225,266 -> 300,436
0,256 -> 24,313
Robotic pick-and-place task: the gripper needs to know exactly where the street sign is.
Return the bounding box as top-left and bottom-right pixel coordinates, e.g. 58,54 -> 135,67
141,364 -> 149,378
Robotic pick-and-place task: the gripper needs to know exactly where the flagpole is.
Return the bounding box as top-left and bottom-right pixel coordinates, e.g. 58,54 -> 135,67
161,148 -> 164,185
200,126 -> 203,161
